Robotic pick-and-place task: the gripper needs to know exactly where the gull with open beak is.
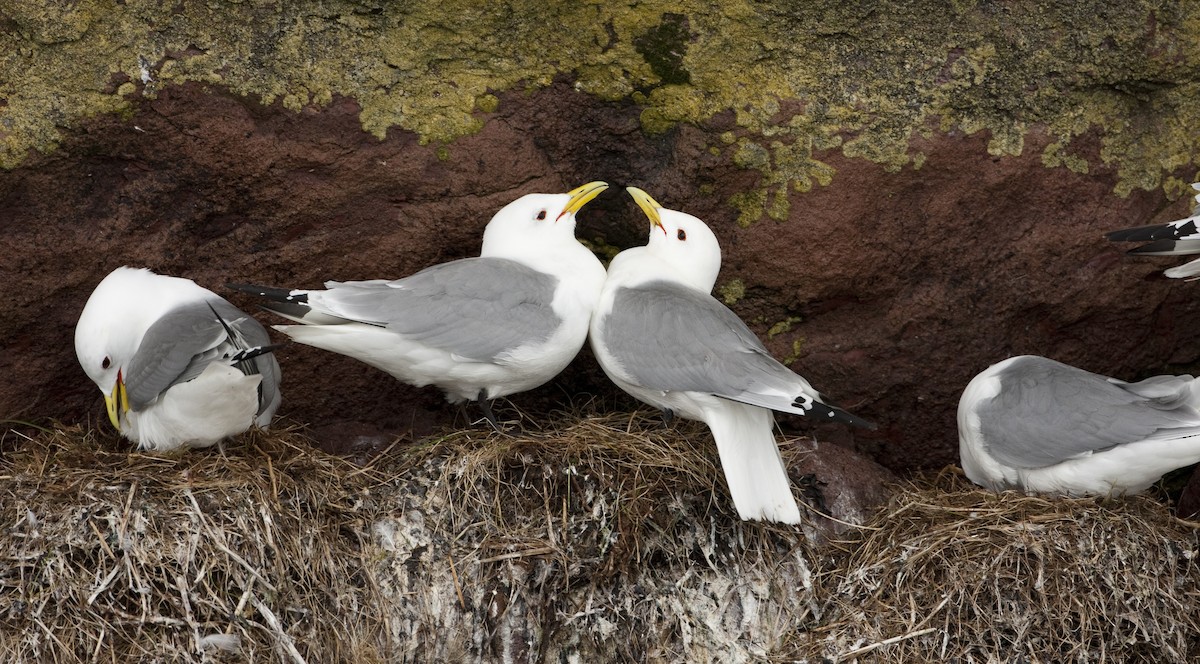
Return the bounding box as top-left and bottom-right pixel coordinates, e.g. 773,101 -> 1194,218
75,267 -> 282,451
229,182 -> 609,426
590,187 -> 874,524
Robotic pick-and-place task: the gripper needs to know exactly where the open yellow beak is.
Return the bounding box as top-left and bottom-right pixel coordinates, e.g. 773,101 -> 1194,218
626,186 -> 665,234
104,370 -> 129,431
556,181 -> 609,221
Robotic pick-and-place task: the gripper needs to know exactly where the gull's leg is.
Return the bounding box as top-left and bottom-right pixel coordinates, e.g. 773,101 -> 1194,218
476,389 -> 503,432
660,408 -> 675,428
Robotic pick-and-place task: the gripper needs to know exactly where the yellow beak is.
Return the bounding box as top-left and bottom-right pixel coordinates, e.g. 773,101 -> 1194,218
626,186 -> 665,233
104,371 -> 129,431
556,181 -> 609,221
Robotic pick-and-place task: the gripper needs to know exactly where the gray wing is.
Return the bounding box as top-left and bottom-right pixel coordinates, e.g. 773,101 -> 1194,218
603,281 -> 803,399
125,298 -> 279,415
213,299 -> 282,420
311,257 -> 562,362
978,356 -> 1200,469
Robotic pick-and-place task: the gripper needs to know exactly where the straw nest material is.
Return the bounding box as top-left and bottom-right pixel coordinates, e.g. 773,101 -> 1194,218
792,472 -> 1200,663
2,415 -> 1199,663
0,413 -> 822,663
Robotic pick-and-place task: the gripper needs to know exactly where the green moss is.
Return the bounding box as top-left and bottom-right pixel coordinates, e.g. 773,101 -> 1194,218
1042,141 -> 1091,174
0,0 -> 1197,219
782,338 -> 806,366
717,278 -> 746,305
633,13 -> 693,86
767,316 -> 803,338
475,94 -> 499,114
579,237 -> 623,264
729,190 -> 768,228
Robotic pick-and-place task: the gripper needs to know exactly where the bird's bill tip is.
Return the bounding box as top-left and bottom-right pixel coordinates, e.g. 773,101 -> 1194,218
557,181 -> 609,221
104,372 -> 129,431
625,186 -> 664,231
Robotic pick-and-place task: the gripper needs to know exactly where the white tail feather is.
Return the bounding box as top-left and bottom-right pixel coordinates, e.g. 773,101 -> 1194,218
1164,257 -> 1200,280
704,402 -> 802,524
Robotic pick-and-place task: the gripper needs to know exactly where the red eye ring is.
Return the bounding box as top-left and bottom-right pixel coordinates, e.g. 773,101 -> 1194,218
676,229 -> 687,241
536,210 -> 547,221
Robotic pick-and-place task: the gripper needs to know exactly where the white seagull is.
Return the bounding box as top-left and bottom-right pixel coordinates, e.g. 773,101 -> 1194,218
75,267 -> 282,451
958,355 -> 1200,495
589,187 -> 874,524
228,182 -> 609,425
1106,182 -> 1200,278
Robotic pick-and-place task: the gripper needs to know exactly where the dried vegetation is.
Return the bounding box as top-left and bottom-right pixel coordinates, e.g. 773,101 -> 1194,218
1,416 -> 1198,663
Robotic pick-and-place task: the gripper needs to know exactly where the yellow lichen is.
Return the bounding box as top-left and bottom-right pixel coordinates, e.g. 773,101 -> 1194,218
717,278 -> 746,305
783,338 -> 806,365
767,316 -> 803,338
0,0 -> 1196,221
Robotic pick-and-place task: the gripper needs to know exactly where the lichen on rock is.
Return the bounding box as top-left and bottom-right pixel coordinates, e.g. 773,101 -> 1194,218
2,0 -> 1197,210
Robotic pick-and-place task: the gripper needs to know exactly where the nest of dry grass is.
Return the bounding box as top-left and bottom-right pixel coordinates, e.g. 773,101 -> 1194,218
791,471 -> 1200,663
0,423 -> 385,663
0,413 -> 822,663
3,415 -> 1199,663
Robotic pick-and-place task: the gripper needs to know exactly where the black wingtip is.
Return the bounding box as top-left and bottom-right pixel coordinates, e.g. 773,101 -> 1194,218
1106,218 -> 1199,244
207,302 -> 238,339
227,282 -> 308,304
802,399 -> 878,431
1105,225 -> 1158,243
228,342 -> 289,363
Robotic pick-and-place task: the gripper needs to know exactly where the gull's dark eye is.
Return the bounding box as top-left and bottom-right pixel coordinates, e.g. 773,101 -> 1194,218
676,229 -> 687,241
101,356 -> 111,370
536,209 -> 547,221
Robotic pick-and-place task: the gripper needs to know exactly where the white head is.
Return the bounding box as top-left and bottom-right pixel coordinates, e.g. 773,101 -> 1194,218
76,266 -> 206,429
480,181 -> 608,259
627,187 -> 722,292
76,268 -> 154,429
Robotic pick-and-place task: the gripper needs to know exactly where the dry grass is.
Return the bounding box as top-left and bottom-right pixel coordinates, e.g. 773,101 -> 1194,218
791,470 -> 1200,663
0,413 -> 822,663
0,423 -> 387,663
2,416 -> 1199,663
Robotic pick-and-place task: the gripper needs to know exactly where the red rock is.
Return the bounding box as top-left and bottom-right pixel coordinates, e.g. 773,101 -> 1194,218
3,81 -> 1197,491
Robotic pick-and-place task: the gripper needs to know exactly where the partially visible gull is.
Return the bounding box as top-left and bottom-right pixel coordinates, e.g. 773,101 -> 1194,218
958,355 -> 1200,495
228,182 -> 609,425
75,266 -> 282,451
589,187 -> 875,524
1106,182 -> 1200,279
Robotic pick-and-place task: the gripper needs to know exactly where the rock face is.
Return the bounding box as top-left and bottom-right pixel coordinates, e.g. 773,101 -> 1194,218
2,1 -> 1200,480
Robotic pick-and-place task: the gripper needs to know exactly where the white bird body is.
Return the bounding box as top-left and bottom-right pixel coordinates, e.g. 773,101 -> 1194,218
230,183 -> 608,410
120,363 -> 264,450
958,355 -> 1200,496
75,267 -> 282,451
279,273 -> 597,403
591,188 -> 872,524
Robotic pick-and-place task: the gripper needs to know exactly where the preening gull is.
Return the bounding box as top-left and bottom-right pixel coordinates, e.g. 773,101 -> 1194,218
589,187 -> 874,524
958,355 -> 1200,495
1106,182 -> 1200,279
228,182 -> 609,425
75,267 -> 282,451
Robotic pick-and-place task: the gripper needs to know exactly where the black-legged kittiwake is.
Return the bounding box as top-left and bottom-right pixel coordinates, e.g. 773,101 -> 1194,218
228,182 -> 609,426
75,267 -> 282,451
1106,182 -> 1200,278
958,355 -> 1200,495
589,187 -> 875,524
